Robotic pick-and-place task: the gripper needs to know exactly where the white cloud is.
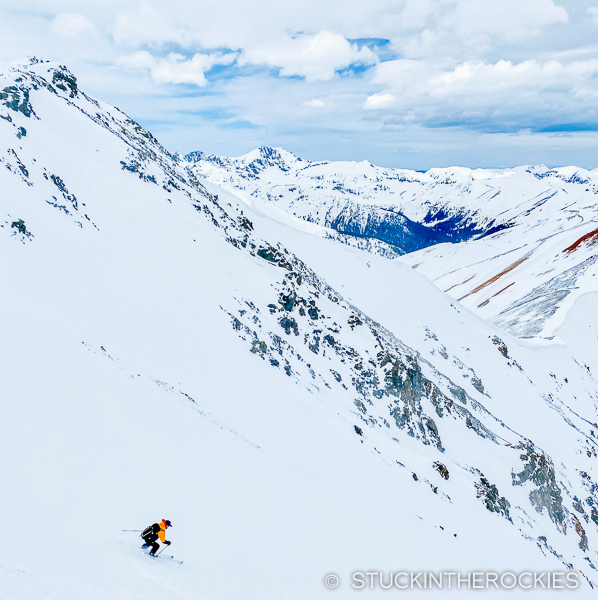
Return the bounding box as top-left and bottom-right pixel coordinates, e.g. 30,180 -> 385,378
364,93 -> 396,109
116,51 -> 236,86
454,0 -> 568,41
589,7 -> 598,22
111,3 -> 198,48
428,59 -> 598,100
108,1 -> 397,50
302,99 -> 326,108
51,13 -> 96,39
103,1 -> 570,81
104,0 -> 568,58
366,56 -> 598,131
238,31 -> 377,81
394,0 -> 568,59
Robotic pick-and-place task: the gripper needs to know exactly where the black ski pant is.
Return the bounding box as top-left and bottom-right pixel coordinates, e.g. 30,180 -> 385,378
142,539 -> 160,555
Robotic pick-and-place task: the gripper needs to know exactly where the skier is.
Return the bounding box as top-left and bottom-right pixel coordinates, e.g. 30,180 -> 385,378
141,519 -> 172,556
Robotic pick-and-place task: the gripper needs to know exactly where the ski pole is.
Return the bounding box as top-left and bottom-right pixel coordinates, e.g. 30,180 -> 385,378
155,543 -> 171,557
122,529 -> 143,532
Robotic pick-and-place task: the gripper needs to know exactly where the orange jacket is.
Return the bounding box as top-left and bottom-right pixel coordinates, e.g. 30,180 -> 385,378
158,519 -> 168,543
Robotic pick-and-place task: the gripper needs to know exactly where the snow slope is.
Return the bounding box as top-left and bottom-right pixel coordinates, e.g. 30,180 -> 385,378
399,180 -> 598,340
2,59 -> 598,599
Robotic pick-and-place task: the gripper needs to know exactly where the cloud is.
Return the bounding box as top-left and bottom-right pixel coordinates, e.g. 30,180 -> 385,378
589,7 -> 598,22
303,99 -> 326,108
107,1 -> 398,50
51,13 -> 96,39
453,0 -> 568,41
367,56 -> 598,132
393,0 -> 568,59
112,3 -> 198,48
238,31 -> 377,81
364,93 -> 396,109
116,51 -> 236,86
104,1 -> 568,57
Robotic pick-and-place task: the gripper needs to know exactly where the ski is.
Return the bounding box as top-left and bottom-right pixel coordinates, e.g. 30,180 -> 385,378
151,554 -> 183,564
140,548 -> 183,564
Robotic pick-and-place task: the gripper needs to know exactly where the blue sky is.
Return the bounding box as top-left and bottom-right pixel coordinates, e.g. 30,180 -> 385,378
2,0 -> 598,169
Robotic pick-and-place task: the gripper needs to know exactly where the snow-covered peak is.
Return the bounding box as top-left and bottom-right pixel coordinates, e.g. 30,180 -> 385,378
183,145 -> 303,181
238,145 -> 300,165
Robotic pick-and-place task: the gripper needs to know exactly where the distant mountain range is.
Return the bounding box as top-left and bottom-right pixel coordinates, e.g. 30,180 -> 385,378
183,146 -> 598,340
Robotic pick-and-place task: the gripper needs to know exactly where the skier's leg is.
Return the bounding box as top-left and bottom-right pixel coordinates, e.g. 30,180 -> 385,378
149,541 -> 159,556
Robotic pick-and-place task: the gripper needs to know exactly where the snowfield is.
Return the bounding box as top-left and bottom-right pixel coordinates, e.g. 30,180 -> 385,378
2,59 -> 598,599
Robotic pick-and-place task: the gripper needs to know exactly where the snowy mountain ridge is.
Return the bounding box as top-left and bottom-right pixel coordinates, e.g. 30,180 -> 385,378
182,146 -> 598,250
3,59 -> 598,598
182,146 -> 510,255
184,146 -> 598,342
